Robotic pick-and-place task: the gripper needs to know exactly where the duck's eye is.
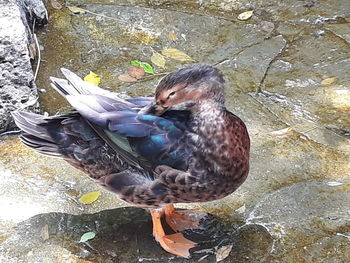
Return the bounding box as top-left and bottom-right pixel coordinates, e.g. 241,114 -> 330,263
167,91 -> 176,99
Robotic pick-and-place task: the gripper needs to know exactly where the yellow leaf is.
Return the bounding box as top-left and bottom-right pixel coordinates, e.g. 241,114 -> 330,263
321,77 -> 336,85
79,191 -> 101,204
67,6 -> 86,14
84,72 -> 101,86
168,32 -> 177,41
161,48 -> 195,62
151,52 -> 166,68
238,10 -> 254,21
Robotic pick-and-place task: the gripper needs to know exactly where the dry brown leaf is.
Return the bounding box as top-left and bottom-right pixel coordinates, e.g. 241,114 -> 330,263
238,10 -> 254,21
118,74 -> 137,82
128,66 -> 145,79
321,77 -> 336,85
51,0 -> 62,9
67,6 -> 86,14
28,42 -> 36,59
161,48 -> 195,62
168,32 -> 177,41
151,52 -> 166,68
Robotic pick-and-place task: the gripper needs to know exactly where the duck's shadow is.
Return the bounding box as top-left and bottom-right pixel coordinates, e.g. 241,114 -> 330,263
3,207 -> 273,262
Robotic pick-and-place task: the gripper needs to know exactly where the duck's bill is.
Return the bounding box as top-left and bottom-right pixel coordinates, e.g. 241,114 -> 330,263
140,101 -> 196,116
140,102 -> 168,116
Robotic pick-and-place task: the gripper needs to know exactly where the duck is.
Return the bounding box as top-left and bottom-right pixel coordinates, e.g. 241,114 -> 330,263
12,64 -> 250,258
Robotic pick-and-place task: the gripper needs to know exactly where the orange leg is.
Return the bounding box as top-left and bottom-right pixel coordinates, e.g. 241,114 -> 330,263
164,204 -> 206,232
150,206 -> 196,258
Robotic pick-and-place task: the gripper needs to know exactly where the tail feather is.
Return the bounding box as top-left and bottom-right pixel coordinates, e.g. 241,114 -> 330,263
13,116 -> 63,158
21,134 -> 58,149
14,108 -> 132,177
49,77 -> 73,96
51,68 -> 129,101
50,70 -> 96,97
60,68 -> 96,95
12,111 -> 54,142
21,136 -> 62,157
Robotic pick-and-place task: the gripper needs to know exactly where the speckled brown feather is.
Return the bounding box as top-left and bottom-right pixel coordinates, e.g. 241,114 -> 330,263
99,101 -> 250,207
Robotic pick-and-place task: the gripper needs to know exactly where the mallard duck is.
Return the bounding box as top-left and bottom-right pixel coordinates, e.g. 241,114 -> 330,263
12,64 -> 250,258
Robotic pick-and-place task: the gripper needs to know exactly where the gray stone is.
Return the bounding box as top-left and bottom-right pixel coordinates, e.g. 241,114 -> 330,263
220,35 -> 287,93
0,0 -> 47,133
246,181 -> 350,262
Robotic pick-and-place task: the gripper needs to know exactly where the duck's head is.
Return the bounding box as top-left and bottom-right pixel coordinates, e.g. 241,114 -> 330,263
146,64 -> 225,115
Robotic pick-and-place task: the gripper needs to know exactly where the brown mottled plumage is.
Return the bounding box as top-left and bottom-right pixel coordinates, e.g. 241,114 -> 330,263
12,64 -> 250,258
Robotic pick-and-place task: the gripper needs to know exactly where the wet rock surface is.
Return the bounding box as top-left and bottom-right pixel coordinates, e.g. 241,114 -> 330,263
0,0 -> 47,133
1,0 -> 350,262
0,207 -> 236,263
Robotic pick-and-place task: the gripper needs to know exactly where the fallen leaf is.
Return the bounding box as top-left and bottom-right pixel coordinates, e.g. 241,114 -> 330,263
84,72 -> 101,86
128,66 -> 145,79
168,32 -> 177,41
161,48 -> 195,62
131,60 -> 141,66
79,231 -> 96,242
151,52 -> 166,68
130,60 -> 155,74
118,74 -> 137,82
238,10 -> 254,21
321,77 -> 336,85
78,191 -> 101,204
28,42 -> 36,59
67,5 -> 86,14
40,224 -> 49,241
269,127 -> 292,136
326,181 -> 343,186
51,0 -> 62,9
216,244 -> 233,262
139,62 -> 155,74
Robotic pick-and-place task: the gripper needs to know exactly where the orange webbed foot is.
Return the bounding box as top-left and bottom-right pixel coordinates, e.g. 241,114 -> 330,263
161,233 -> 196,258
150,205 -> 199,258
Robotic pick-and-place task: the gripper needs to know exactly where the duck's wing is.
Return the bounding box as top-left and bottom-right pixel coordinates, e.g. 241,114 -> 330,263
66,94 -> 188,169
11,111 -> 137,179
51,68 -> 189,171
125,97 -> 154,108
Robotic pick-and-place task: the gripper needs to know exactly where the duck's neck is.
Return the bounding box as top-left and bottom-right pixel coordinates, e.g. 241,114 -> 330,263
190,100 -> 225,131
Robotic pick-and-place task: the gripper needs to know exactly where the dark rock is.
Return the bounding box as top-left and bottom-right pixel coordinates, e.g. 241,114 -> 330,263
0,0 -> 47,133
